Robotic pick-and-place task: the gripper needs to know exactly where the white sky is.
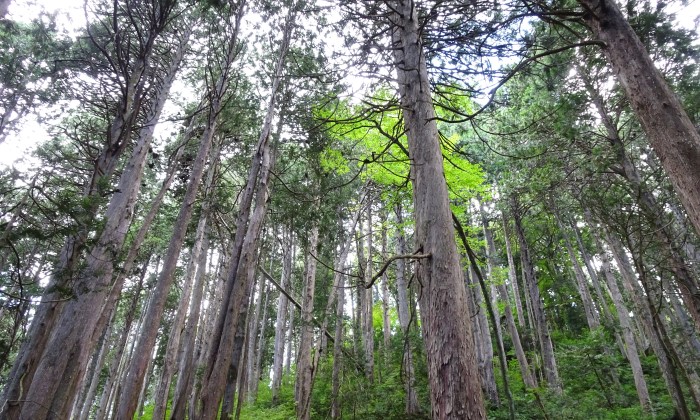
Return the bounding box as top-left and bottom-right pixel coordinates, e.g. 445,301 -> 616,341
0,0 -> 699,169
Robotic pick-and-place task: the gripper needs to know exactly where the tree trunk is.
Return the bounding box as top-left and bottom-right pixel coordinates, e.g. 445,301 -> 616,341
604,226 -> 691,419
579,0 -> 700,237
1,22 -> 189,418
271,228 -> 294,404
393,202 -> 420,415
170,233 -> 211,419
197,6 -> 293,414
363,203 -> 375,382
551,203 -> 600,329
295,225 -> 321,420
153,215 -> 209,420
502,215 -> 527,329
578,67 -> 700,332
331,273 -> 346,419
390,2 -> 485,417
512,202 -> 562,393
584,216 -> 651,411
380,208 -> 391,359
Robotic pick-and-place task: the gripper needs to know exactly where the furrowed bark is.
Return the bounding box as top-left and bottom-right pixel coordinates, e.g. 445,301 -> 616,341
390,1 -> 485,417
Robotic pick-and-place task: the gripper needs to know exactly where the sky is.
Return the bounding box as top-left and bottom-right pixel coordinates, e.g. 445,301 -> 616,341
0,0 -> 699,169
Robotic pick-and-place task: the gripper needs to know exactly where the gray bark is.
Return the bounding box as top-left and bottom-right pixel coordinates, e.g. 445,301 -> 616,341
502,215 -> 527,329
271,228 -> 294,404
512,203 -> 562,393
393,202 -> 419,415
295,226 -> 321,420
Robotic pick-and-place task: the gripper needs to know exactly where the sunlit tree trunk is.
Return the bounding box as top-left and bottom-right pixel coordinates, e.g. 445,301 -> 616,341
390,1 -> 485,417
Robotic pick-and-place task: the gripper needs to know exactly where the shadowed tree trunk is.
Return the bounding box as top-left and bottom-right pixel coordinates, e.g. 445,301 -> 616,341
578,0 -> 700,238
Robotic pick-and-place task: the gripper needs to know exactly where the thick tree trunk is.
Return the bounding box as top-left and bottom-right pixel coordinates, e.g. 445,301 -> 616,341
512,202 -> 562,393
1,22 -> 188,418
271,229 -> 294,404
295,226 -> 321,420
579,0 -> 700,237
390,2 -> 485,417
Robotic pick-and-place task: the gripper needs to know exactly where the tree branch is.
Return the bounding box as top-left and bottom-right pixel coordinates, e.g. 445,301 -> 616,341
364,252 -> 431,289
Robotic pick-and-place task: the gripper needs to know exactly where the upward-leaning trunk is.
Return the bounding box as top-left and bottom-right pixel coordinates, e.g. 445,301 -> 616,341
295,225 -> 321,420
197,6 -> 293,414
1,17 -> 187,418
390,2 -> 485,417
578,0 -> 700,237
271,228 -> 294,404
394,202 -> 420,415
512,202 -> 561,393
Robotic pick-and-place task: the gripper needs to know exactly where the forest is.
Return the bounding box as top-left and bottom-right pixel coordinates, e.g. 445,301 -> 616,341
1,0 -> 700,418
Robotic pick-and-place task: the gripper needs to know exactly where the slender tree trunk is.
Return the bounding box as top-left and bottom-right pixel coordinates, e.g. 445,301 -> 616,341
512,202 -> 562,393
170,233 -> 211,420
584,218 -> 651,411
502,215 -> 527,329
480,206 -> 532,403
197,7 -> 293,414
331,273 -> 345,419
604,226 -> 691,418
380,209 -> 391,359
295,226 -> 321,420
363,203 -> 375,382
271,228 -> 294,404
246,278 -> 267,403
390,2 -> 485,417
393,203 -> 420,415
579,0 -> 700,237
153,213 -> 210,420
578,68 -> 700,332
551,204 -> 600,329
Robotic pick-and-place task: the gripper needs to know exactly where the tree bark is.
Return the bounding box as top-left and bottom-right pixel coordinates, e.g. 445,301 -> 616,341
295,225 -> 321,420
390,2 -> 485,417
502,215 -> 527,329
511,201 -> 562,393
579,0 -> 700,238
197,5 -> 293,414
331,273 -> 345,419
271,228 -> 294,404
393,202 -> 420,415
